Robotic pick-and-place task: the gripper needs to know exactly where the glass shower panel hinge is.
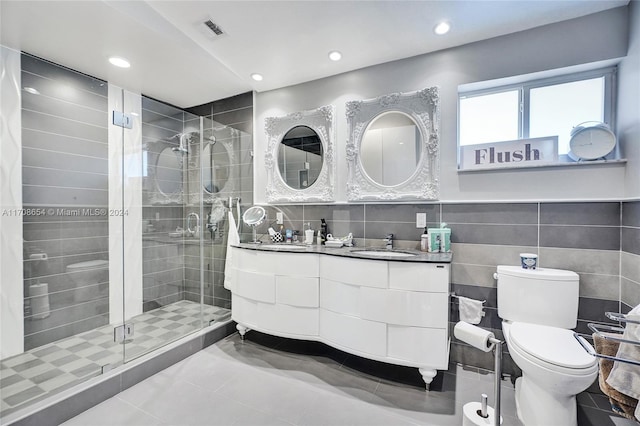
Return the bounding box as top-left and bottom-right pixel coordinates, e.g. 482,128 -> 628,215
112,110 -> 133,129
114,323 -> 134,343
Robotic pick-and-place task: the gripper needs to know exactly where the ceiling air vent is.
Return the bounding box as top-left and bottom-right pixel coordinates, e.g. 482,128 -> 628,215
204,20 -> 225,36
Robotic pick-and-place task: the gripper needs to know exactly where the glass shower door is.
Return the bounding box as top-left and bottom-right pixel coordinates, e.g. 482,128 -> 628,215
121,99 -> 204,363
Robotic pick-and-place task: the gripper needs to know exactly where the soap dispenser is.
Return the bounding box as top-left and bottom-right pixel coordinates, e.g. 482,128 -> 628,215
420,227 -> 429,252
304,223 -> 314,245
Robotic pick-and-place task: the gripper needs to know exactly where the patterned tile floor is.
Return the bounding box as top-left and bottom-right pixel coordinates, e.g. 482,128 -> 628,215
0,301 -> 230,418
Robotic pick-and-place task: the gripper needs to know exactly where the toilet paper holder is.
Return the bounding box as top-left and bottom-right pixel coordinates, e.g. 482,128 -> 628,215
456,320 -> 503,426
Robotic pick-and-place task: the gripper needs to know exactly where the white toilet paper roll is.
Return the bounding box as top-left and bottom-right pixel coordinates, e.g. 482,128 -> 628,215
29,283 -> 48,296
30,283 -> 50,319
454,321 -> 495,352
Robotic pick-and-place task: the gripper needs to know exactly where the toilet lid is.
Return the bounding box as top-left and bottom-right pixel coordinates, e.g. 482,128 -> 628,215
510,322 -> 595,369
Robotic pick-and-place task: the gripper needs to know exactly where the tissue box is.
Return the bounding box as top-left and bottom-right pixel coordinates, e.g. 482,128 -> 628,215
427,228 -> 451,252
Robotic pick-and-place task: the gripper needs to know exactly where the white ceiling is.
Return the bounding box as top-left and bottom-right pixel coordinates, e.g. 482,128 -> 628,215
0,0 -> 629,108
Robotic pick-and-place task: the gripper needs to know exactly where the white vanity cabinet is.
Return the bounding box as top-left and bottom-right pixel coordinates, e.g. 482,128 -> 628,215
229,248 -> 320,338
227,246 -> 451,389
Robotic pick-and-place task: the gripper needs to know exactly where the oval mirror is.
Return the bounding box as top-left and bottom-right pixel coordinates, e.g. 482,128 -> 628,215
203,140 -> 230,194
277,125 -> 323,190
242,206 -> 266,227
359,112 -> 422,187
155,146 -> 183,195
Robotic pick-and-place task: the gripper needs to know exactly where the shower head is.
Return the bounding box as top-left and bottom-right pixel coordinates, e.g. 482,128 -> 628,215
171,133 -> 189,154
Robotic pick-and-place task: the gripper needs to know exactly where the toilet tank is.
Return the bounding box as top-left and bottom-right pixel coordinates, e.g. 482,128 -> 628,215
496,265 -> 579,328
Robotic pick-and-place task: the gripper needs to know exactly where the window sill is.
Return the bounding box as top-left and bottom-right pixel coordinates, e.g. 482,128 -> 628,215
457,158 -> 626,173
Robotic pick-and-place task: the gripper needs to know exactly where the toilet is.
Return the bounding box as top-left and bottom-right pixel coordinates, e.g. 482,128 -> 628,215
66,260 -> 109,302
496,265 -> 598,426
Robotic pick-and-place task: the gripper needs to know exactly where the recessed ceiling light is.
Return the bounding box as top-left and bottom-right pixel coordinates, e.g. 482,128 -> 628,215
328,51 -> 342,61
251,73 -> 263,81
433,21 -> 451,35
108,57 -> 130,68
23,87 -> 40,95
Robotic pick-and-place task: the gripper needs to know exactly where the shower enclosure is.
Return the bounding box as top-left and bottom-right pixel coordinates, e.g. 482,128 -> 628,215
0,50 -> 248,420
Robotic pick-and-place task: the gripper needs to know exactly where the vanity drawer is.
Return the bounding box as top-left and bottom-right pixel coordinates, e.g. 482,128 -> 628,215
276,276 -> 319,307
389,262 -> 449,292
320,256 -> 387,288
387,325 -> 448,367
360,288 -> 448,328
276,253 -> 319,277
319,309 -> 386,357
233,269 -> 275,303
232,248 -> 278,274
232,294 -> 318,336
319,278 -> 360,316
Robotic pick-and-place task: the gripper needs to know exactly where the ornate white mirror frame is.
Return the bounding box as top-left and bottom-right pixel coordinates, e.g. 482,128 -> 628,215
345,87 -> 440,201
265,105 -> 336,203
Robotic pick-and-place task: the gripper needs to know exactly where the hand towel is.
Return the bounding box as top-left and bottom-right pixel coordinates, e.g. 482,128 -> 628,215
593,332 -> 639,420
223,211 -> 240,291
458,296 -> 485,325
607,303 -> 640,421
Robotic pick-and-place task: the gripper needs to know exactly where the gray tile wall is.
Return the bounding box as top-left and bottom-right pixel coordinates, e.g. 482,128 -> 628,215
261,201 -> 628,374
21,54 -> 110,350
621,201 -> 640,309
141,97 -> 188,312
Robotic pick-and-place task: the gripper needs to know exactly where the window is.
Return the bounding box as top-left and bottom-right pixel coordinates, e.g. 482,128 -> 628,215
458,68 -> 615,157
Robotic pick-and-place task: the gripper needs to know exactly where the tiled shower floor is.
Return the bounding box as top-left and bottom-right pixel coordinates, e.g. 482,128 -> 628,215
0,301 -> 230,417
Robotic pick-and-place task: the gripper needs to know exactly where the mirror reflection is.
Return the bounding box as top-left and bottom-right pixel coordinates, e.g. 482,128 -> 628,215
277,126 -> 323,189
155,146 -> 183,195
203,138 -> 230,194
360,112 -> 422,187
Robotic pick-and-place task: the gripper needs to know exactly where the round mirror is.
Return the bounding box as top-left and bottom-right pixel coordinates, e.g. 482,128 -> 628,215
203,139 -> 230,193
277,126 -> 323,190
242,206 -> 266,227
359,112 -> 422,186
155,146 -> 183,195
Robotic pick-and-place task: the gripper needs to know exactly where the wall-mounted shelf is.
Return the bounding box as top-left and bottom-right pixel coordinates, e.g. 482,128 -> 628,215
458,158 -> 626,173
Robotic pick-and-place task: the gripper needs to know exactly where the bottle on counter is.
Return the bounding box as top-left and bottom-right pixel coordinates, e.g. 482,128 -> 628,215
420,227 -> 429,252
320,218 -> 328,245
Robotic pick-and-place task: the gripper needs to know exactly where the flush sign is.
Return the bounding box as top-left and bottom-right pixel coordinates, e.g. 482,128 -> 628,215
459,136 -> 558,170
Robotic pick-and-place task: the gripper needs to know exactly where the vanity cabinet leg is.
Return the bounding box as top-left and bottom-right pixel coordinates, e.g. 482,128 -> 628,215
236,324 -> 249,340
419,368 -> 437,391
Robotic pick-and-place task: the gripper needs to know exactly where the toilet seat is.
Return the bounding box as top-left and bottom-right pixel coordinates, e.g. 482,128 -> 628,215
66,259 -> 108,271
509,322 -> 596,374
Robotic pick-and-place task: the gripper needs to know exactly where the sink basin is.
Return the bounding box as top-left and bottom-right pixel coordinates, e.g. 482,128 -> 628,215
260,244 -> 308,250
351,250 -> 416,258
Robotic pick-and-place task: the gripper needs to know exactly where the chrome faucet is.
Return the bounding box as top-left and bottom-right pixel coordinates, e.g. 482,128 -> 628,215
186,212 -> 200,237
383,233 -> 394,250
